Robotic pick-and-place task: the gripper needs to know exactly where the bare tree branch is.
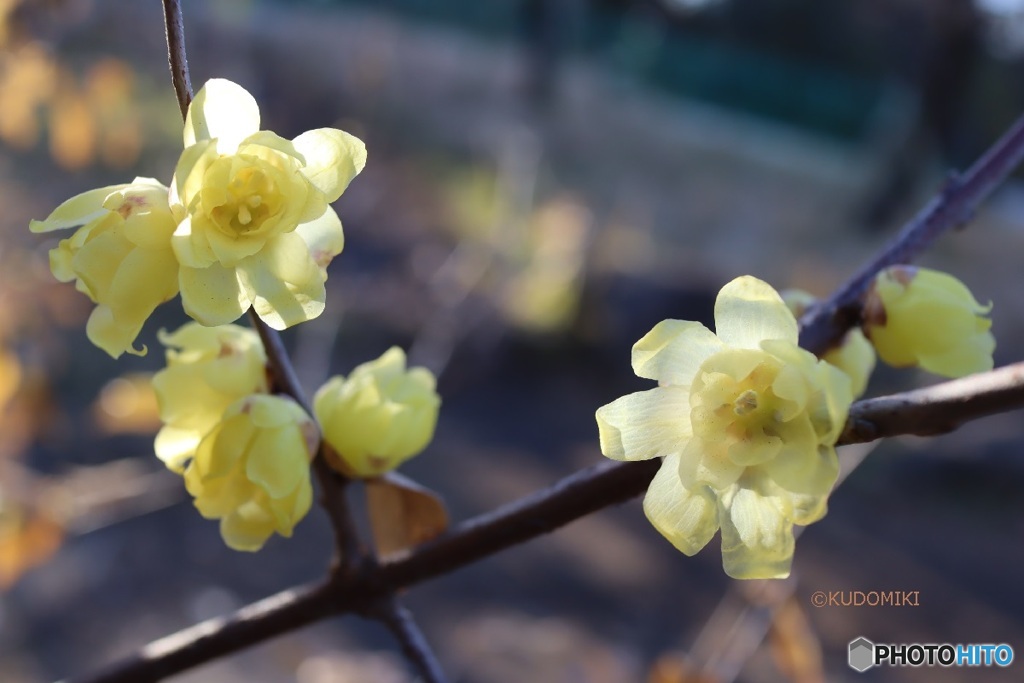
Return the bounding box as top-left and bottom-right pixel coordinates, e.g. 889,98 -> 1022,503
371,599 -> 450,683
69,362 -> 1024,683
840,361 -> 1024,443
66,581 -> 343,683
799,112 -> 1024,355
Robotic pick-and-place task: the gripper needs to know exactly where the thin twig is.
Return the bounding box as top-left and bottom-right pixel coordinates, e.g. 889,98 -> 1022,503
371,599 -> 450,683
160,0 -> 362,569
161,0 -> 192,118
799,111 -> 1024,355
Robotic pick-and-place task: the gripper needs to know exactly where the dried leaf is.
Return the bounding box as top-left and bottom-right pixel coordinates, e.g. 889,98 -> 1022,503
767,595 -> 824,683
0,505 -> 63,589
366,472 -> 448,559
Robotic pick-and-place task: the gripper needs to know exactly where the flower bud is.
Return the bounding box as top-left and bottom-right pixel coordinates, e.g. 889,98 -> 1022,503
30,177 -> 179,358
184,394 -> 317,551
781,288 -> 875,397
314,347 -> 440,477
152,323 -> 267,472
864,266 -> 994,378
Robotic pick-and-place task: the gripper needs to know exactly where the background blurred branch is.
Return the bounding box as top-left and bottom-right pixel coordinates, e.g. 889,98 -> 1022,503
799,111 -> 1024,355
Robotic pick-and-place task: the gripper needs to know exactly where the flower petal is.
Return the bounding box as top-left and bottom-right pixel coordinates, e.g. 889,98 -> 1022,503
595,386 -> 690,461
245,427 -> 308,499
295,207 -> 344,279
631,319 -> 723,386
714,276 -> 798,349
184,79 -> 260,153
718,485 -> 795,579
219,502 -> 275,552
237,232 -> 326,330
179,263 -> 248,326
643,453 -> 719,555
30,184 -> 126,232
292,128 -> 367,202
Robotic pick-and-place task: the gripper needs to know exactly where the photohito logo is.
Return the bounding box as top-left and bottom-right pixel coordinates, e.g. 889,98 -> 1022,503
848,637 -> 1014,672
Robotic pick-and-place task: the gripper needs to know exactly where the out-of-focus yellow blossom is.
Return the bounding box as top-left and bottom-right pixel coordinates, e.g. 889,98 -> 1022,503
184,394 -> 317,551
863,266 -> 994,378
152,323 -> 267,473
596,276 -> 853,579
781,288 -> 876,398
169,78 -> 366,330
30,178 -> 179,358
314,347 -> 440,478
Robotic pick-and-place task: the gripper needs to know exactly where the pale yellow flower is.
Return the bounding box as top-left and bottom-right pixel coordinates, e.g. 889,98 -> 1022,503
152,322 -> 268,473
30,178 -> 179,358
170,78 -> 366,329
184,394 -> 317,551
781,288 -> 876,397
863,266 -> 994,378
596,276 -> 853,579
314,347 -> 440,477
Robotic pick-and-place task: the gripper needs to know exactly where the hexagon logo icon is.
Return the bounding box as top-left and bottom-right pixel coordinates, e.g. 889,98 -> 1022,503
848,637 -> 875,672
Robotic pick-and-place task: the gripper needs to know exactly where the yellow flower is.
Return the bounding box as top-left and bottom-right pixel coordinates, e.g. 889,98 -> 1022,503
152,322 -> 268,473
30,178 -> 179,358
781,288 -> 876,397
596,276 -> 853,579
863,266 -> 995,378
314,347 -> 440,478
170,78 -> 366,329
184,394 -> 317,551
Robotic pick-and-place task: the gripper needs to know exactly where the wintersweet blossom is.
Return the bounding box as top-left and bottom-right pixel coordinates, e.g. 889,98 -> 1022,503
863,266 -> 995,378
170,78 -> 366,329
781,288 -> 875,397
30,178 -> 179,358
152,323 -> 268,472
596,276 -> 853,579
314,347 -> 440,478
184,394 -> 317,551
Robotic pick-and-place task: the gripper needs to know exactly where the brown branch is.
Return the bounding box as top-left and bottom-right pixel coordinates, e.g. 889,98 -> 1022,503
68,361 -> 1024,683
160,0 -> 361,568
799,112 -> 1024,355
161,0 -> 192,118
839,361 -> 1024,443
370,599 -> 450,683
68,581 -> 344,683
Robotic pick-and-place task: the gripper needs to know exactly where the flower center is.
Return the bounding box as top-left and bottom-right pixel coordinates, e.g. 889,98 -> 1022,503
691,350 -> 788,467
207,158 -> 281,236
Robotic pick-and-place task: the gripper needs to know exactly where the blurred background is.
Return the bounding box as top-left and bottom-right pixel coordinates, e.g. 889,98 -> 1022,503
2,0 -> 1024,681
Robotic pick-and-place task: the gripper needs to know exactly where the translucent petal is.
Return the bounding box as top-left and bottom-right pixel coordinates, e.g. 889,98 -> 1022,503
184,79 -> 260,153
292,128 -> 367,202
764,441 -> 838,496
71,230 -> 133,301
718,486 -> 795,579
154,424 -> 202,473
172,215 -> 218,269
245,426 -> 308,499
595,387 -> 690,461
171,140 -> 219,212
295,207 -> 344,279
219,502 -> 276,552
179,263 -> 248,326
678,437 -> 744,490
643,453 -> 719,555
714,276 -> 798,349
237,232 -> 326,330
29,184 -> 126,232
631,319 -> 723,386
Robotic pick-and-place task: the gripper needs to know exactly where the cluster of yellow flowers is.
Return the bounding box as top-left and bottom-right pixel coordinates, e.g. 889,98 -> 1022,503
32,79 -> 441,551
31,79 -> 365,357
598,270 -> 994,579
